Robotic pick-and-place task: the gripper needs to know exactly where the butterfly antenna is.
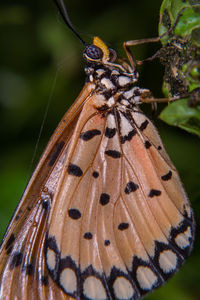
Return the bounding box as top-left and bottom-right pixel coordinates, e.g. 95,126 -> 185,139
53,0 -> 87,46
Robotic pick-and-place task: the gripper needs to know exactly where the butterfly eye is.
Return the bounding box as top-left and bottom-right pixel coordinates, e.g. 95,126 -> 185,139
84,44 -> 103,61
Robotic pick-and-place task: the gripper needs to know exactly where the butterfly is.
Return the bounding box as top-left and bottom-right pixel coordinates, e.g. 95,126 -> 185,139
0,1 -> 195,299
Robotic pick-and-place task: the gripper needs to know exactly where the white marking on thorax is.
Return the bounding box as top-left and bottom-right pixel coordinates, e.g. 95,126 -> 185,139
120,99 -> 130,106
101,77 -> 115,90
130,96 -> 141,105
118,76 -> 132,87
93,94 -> 107,107
96,69 -> 106,76
111,70 -> 120,76
107,96 -> 115,107
124,88 -> 135,99
86,67 -> 93,73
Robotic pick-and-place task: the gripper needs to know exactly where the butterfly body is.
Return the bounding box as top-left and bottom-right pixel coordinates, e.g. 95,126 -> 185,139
0,35 -> 195,300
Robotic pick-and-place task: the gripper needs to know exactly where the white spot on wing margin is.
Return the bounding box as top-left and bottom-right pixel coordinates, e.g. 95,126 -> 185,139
159,250 -> 177,273
113,276 -> 135,299
60,268 -> 77,294
83,276 -> 107,300
46,248 -> 56,271
136,266 -> 157,290
175,227 -> 192,249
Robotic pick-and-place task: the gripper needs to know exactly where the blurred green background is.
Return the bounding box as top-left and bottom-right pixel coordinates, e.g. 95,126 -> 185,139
0,0 -> 199,299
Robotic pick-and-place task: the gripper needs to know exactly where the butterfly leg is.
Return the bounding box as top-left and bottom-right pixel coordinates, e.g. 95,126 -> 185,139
123,6 -> 192,68
138,88 -> 192,104
123,37 -> 160,70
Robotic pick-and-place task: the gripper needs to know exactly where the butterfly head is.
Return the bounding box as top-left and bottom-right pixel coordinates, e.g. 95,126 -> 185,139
84,37 -> 114,63
52,0 -> 138,81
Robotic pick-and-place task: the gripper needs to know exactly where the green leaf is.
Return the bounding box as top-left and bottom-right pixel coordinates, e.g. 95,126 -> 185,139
158,0 -> 200,135
160,99 -> 200,136
159,0 -> 200,46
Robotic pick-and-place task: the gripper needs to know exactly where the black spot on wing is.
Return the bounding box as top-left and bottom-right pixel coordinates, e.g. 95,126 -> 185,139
68,163 -> 83,177
80,129 -> 101,141
68,209 -> 82,220
148,189 -> 162,197
105,127 -> 116,138
10,252 -> 23,270
121,129 -> 137,144
124,181 -> 139,194
105,150 -> 121,158
104,240 -> 110,246
49,141 -> 65,166
41,275 -> 49,286
26,263 -> 35,276
15,209 -> 23,221
139,120 -> 149,131
5,234 -> 15,250
92,171 -> 99,178
145,141 -> 152,149
161,170 -> 172,181
118,223 -> 129,230
6,246 -> 13,255
100,193 -> 110,205
84,232 -> 93,240
157,145 -> 162,150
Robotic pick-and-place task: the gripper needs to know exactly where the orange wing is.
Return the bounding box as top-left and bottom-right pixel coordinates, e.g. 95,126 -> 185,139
0,83 -> 95,300
45,103 -> 194,300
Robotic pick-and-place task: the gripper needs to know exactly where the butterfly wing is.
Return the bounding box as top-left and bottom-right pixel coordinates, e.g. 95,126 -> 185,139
0,83 -> 194,300
0,83 -> 95,300
45,103 -> 194,300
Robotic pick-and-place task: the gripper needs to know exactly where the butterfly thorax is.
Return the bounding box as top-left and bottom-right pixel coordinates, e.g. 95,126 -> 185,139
83,37 -> 153,112
85,62 -> 152,111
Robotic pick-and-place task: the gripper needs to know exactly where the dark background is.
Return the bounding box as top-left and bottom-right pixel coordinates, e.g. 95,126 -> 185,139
0,0 -> 200,299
